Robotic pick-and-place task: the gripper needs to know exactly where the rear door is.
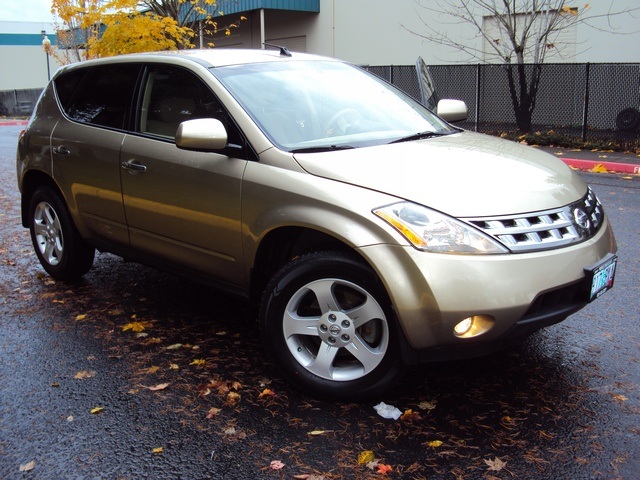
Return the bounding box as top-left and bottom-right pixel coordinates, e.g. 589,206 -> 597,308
51,63 -> 141,246
120,65 -> 248,288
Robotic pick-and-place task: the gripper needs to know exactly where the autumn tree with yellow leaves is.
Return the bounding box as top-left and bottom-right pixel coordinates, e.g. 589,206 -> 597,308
48,0 -> 243,63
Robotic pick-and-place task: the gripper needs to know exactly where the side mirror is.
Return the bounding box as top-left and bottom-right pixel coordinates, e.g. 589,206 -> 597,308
436,99 -> 468,123
175,118 -> 228,151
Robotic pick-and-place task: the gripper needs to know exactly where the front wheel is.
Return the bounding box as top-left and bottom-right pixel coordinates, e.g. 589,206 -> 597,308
28,186 -> 95,281
259,251 -> 403,400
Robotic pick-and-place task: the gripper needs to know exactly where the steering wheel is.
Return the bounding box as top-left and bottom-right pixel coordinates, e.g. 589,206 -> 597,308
326,108 -> 361,136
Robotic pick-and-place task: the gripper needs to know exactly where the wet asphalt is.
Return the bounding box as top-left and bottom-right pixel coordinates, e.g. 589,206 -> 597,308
1,125 -> 639,479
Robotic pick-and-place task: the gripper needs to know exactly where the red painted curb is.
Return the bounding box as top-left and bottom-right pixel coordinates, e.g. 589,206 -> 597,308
0,120 -> 29,127
562,158 -> 640,175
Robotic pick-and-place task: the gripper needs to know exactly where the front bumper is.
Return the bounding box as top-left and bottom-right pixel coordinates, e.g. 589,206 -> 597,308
358,217 -> 616,361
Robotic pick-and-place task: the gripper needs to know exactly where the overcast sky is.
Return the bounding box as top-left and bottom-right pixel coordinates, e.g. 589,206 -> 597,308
1,0 -> 55,23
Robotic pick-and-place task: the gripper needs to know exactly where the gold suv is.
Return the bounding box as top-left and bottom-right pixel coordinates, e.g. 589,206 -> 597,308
17,49 -> 617,399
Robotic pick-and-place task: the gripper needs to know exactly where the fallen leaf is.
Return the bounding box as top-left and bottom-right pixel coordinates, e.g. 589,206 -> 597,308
377,463 -> 392,475
270,460 -> 285,470
613,394 -> 628,402
189,358 -> 206,366
308,429 -> 327,436
400,409 -> 422,422
90,406 -> 105,414
144,383 -> 170,391
51,382 -> 60,387
484,457 -> 507,472
166,343 -> 183,350
357,450 -> 375,465
122,321 -> 146,332
259,388 -> 275,397
152,447 -> 163,454
19,461 -> 35,472
591,163 -> 608,173
226,391 -> 241,405
365,460 -> 379,471
75,314 -> 87,321
169,363 -> 179,370
146,366 -> 160,374
206,407 -> 222,419
427,440 -> 443,448
417,400 -> 437,411
74,370 -> 96,379
67,415 -> 74,422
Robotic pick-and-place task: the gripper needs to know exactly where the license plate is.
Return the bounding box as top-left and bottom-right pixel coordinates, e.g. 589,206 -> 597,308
586,254 -> 617,302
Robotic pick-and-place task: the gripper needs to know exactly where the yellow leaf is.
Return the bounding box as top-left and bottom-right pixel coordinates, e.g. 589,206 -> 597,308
189,358 -> 206,366
427,440 -> 443,448
308,429 -> 327,436
122,321 -> 146,332
169,363 -> 179,370
166,343 -> 183,350
357,450 -> 375,465
613,394 -> 628,402
74,370 -> 96,379
146,366 -> 160,374
591,163 -> 608,173
90,406 -> 105,414
259,388 -> 275,397
152,447 -> 163,454
226,391 -> 241,405
75,314 -> 87,321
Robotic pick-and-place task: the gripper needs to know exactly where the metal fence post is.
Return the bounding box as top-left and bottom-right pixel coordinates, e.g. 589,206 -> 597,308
475,64 -> 481,132
582,63 -> 591,143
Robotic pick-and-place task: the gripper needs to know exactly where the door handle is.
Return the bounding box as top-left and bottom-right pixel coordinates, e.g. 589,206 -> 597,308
53,146 -> 70,155
121,159 -> 147,173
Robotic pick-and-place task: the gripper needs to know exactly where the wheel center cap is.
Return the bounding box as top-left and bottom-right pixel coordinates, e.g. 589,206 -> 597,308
317,311 -> 355,346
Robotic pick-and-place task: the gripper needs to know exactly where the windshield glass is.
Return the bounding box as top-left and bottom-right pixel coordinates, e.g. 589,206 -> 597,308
211,61 -> 457,151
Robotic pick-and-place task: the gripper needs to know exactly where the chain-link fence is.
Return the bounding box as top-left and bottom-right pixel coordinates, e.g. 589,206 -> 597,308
365,63 -> 640,149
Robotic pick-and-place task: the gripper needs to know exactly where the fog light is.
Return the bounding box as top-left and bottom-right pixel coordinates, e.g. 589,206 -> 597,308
453,315 -> 495,338
454,318 -> 474,336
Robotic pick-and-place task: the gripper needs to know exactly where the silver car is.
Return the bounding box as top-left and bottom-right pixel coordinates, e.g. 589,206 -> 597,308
17,49 -> 617,399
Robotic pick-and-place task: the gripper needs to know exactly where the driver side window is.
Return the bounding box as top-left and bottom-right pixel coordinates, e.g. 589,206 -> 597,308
140,66 -> 239,145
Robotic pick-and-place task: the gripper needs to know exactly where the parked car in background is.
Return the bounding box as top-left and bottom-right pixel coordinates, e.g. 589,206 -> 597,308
16,49 -> 617,400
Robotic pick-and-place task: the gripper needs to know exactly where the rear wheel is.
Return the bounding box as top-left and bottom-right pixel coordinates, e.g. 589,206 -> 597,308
28,186 -> 95,280
259,251 -> 403,400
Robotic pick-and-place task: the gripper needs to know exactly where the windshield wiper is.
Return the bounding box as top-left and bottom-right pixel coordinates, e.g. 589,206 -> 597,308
389,131 -> 452,144
290,145 -> 355,153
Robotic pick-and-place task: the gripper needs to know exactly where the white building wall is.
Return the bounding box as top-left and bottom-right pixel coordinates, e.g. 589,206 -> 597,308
0,21 -> 63,91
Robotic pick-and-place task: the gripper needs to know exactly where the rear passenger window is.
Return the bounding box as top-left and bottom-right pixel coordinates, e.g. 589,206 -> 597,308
55,64 -> 140,129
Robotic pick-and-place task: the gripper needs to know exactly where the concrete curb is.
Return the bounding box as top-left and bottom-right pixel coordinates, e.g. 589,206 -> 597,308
561,158 -> 640,175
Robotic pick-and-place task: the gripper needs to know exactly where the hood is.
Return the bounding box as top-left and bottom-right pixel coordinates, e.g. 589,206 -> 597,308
293,131 -> 587,217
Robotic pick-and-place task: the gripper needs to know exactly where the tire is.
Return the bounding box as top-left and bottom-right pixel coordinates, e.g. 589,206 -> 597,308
615,107 -> 640,131
28,186 -> 95,281
259,251 -> 403,400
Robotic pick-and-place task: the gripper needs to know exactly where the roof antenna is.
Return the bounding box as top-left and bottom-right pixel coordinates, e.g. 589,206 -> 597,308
263,43 -> 292,57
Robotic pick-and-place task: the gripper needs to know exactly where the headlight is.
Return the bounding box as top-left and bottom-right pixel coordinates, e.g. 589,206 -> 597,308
374,202 -> 509,254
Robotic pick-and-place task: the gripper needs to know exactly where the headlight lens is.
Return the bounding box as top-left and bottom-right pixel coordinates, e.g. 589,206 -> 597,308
374,202 -> 509,254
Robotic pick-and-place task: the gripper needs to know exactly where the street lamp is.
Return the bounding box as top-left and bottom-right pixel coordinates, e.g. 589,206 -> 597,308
41,30 -> 51,82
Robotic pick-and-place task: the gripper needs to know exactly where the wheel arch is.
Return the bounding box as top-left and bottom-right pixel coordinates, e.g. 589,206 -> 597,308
20,170 -> 62,228
250,226 -> 357,301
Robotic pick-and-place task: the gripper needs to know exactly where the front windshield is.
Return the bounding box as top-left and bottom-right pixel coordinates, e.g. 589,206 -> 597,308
211,60 -> 457,151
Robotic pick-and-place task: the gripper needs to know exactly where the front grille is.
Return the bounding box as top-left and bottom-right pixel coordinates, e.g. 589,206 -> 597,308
464,188 -> 604,253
